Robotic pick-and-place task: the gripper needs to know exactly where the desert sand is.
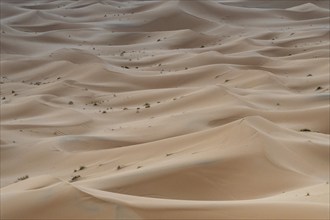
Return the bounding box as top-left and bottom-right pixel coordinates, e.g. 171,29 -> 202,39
0,0 -> 329,219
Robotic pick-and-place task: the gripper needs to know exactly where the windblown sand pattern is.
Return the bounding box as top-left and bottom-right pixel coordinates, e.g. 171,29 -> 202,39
1,0 -> 329,219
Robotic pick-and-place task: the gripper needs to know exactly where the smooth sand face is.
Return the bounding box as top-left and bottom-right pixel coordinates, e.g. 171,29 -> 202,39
0,0 -> 329,219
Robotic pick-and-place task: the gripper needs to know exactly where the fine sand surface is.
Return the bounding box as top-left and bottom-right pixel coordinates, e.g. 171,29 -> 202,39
1,0 -> 329,219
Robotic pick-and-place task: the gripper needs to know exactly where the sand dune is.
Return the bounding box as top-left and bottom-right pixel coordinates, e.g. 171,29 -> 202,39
1,0 -> 329,219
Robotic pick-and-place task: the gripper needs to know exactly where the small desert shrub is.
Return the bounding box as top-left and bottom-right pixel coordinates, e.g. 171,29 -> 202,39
300,129 -> 311,132
17,175 -> 29,182
70,175 -> 80,182
74,166 -> 85,173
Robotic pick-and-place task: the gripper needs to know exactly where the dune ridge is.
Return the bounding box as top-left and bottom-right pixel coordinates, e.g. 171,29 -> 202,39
1,0 -> 329,219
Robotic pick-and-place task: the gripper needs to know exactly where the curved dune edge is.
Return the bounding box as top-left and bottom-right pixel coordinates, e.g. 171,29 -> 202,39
1,181 -> 329,219
0,0 -> 329,219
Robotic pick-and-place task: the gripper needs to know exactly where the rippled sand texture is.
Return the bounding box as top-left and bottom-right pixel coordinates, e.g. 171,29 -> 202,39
1,0 -> 329,219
